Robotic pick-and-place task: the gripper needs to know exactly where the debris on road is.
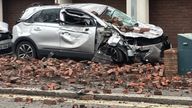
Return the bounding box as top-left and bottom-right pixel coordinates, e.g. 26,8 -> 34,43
14,97 -> 33,103
41,82 -> 61,90
0,56 -> 191,95
26,97 -> 33,104
14,97 -> 24,102
43,99 -> 57,105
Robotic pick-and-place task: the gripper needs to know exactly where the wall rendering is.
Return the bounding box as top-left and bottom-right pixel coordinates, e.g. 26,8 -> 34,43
0,0 -> 2,21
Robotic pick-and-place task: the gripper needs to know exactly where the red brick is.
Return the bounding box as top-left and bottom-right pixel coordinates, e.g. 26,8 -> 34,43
43,99 -> 57,105
14,97 -> 24,102
26,97 -> 33,104
79,95 -> 94,100
103,89 -> 112,94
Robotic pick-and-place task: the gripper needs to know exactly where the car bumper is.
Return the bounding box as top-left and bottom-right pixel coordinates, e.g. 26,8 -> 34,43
0,39 -> 12,54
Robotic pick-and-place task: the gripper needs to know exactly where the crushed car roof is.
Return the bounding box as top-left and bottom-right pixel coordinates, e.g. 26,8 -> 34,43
64,3 -> 107,15
20,3 -> 107,20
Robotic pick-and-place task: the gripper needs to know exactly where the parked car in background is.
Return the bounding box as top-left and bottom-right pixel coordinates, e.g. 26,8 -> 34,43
0,22 -> 12,54
12,3 -> 171,63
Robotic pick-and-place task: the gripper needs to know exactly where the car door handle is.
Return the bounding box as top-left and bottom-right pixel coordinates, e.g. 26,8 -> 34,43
84,28 -> 89,31
182,42 -> 188,46
34,27 -> 41,31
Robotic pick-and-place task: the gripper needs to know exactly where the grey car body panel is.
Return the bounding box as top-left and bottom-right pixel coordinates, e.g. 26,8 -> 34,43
13,5 -> 99,59
12,3 -> 169,62
31,23 -> 60,50
59,8 -> 97,54
60,26 -> 96,53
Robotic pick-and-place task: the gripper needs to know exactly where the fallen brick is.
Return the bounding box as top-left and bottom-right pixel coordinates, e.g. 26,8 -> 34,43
14,97 -> 24,102
26,97 -> 33,104
72,104 -> 79,108
103,89 -> 112,94
154,90 -> 162,95
10,77 -> 19,84
68,78 -> 76,84
79,95 -> 94,100
43,99 -> 57,105
57,98 -> 67,103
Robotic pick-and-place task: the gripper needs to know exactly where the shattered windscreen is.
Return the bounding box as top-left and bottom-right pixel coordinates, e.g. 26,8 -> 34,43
102,7 -> 137,27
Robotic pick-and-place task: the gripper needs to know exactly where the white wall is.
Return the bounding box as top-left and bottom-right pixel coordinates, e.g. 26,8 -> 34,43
126,0 -> 149,23
136,0 -> 149,23
0,0 -> 3,21
126,0 -> 132,16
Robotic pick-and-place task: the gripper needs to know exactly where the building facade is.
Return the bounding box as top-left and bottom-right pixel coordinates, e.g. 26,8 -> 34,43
0,0 -> 192,47
1,0 -> 55,30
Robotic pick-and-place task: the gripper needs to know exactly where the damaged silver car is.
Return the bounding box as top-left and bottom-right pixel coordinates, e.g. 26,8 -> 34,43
12,3 -> 171,63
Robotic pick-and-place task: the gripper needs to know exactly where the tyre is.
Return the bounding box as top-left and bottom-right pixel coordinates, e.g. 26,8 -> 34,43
15,41 -> 37,59
109,47 -> 124,63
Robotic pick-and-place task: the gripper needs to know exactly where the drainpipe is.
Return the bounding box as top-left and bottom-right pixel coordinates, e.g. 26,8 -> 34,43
0,0 -> 3,21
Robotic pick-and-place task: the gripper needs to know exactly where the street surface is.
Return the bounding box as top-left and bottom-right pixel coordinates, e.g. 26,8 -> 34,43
0,94 -> 190,108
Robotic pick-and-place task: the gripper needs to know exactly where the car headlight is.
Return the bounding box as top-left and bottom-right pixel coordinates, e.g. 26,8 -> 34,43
107,32 -> 122,46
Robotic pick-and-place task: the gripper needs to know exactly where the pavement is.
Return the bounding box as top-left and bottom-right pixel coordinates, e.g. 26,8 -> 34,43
0,94 -> 190,108
0,87 -> 191,106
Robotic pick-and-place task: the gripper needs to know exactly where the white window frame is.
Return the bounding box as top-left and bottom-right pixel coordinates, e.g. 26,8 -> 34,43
0,0 -> 3,21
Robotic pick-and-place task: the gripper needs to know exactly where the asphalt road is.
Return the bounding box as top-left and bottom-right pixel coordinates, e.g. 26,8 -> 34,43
0,94 -> 190,108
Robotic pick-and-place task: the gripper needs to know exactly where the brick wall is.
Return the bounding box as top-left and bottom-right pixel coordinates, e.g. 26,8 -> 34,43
72,0 -> 126,13
3,0 -> 55,30
149,0 -> 192,47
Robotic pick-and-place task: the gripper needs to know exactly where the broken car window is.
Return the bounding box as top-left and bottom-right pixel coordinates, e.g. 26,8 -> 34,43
101,7 -> 137,27
112,9 -> 137,27
63,9 -> 95,26
36,9 -> 60,23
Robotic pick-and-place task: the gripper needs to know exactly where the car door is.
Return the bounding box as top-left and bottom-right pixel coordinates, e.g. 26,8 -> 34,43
59,9 -> 97,59
30,8 -> 61,50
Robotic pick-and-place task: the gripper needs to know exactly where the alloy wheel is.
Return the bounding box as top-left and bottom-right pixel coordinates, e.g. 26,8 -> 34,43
17,43 -> 34,59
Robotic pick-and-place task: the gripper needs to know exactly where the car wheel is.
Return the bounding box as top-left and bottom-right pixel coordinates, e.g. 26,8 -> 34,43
16,41 -> 36,59
110,47 -> 124,63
